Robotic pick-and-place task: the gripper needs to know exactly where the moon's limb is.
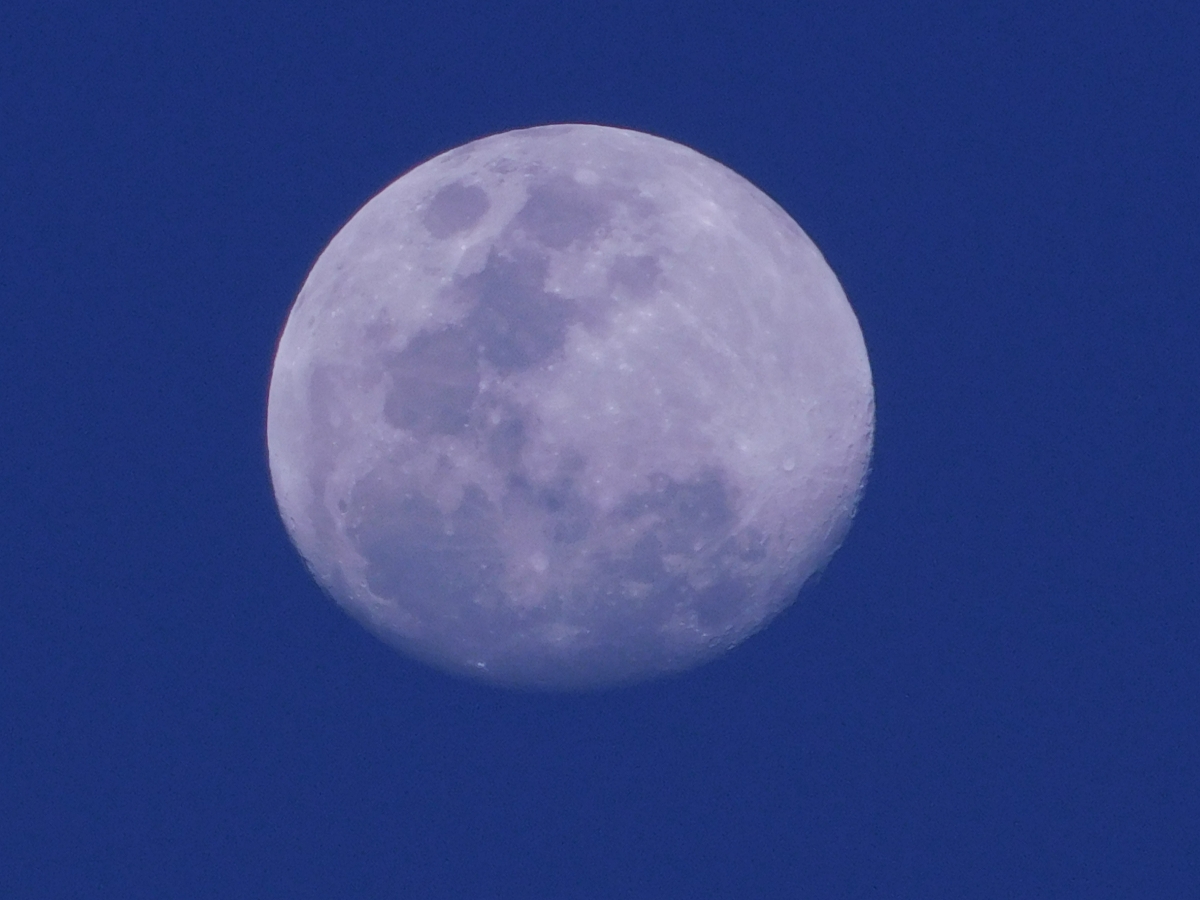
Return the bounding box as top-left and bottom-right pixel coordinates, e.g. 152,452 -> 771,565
267,124 -> 874,688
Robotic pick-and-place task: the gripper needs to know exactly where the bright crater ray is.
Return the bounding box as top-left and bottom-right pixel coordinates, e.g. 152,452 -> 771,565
267,124 -> 874,688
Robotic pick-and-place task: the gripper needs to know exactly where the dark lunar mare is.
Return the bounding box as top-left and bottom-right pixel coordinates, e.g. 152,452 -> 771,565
379,245 -> 581,440
513,175 -> 612,249
381,328 -> 480,436
462,250 -> 577,374
382,164 -> 655,446
346,478 -> 506,633
343,453 -> 767,686
420,182 -> 490,238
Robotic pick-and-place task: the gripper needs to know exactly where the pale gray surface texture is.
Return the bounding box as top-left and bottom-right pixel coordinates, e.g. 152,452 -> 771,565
267,124 -> 874,688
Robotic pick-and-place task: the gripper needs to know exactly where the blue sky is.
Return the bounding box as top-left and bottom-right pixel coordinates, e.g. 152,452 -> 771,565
3,2 -> 1197,896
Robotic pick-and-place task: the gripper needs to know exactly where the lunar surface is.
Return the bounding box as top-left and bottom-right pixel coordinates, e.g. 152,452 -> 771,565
267,124 -> 874,689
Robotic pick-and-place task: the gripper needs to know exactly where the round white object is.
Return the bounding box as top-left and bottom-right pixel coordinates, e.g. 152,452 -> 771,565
267,124 -> 874,689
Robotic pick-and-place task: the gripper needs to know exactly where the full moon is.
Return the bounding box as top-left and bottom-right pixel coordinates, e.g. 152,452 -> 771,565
267,124 -> 873,689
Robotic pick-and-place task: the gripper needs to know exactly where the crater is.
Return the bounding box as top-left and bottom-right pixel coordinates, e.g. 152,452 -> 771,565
421,182 -> 490,238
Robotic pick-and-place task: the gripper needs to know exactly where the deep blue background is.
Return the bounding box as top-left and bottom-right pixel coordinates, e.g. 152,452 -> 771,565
3,2 -> 1197,896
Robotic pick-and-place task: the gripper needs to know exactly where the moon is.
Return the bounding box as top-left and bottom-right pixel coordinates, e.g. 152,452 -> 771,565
266,124 -> 873,689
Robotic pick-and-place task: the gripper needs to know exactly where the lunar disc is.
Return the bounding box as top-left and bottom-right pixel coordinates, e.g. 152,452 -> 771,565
267,123 -> 874,689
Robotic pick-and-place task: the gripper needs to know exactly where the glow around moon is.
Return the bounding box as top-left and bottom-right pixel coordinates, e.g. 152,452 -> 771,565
267,124 -> 874,689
